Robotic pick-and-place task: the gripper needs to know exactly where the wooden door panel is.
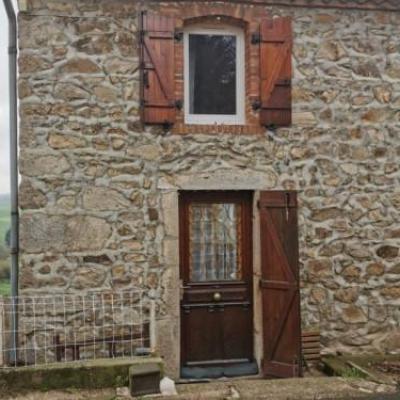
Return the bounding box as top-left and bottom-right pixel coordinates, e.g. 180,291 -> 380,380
262,289 -> 300,364
180,191 -> 253,369
183,286 -> 248,303
182,307 -> 223,363
259,191 -> 301,378
222,305 -> 253,361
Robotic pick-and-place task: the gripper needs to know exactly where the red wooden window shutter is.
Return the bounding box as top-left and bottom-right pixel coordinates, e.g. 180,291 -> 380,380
259,17 -> 292,127
140,12 -> 176,125
259,191 -> 301,378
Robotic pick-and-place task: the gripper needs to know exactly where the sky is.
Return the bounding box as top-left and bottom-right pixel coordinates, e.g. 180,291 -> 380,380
0,1 -> 18,195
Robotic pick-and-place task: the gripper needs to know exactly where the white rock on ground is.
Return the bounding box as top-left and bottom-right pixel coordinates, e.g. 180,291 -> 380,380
160,377 -> 178,396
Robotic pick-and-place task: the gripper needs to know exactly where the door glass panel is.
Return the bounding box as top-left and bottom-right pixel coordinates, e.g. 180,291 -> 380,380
189,203 -> 242,282
188,33 -> 237,115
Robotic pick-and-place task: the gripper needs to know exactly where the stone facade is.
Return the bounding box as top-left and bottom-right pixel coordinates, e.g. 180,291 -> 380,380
17,0 -> 400,376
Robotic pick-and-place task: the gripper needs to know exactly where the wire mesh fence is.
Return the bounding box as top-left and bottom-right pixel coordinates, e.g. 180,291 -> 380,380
0,290 -> 152,368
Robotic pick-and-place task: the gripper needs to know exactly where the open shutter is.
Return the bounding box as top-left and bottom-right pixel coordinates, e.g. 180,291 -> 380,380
259,17 -> 292,127
140,12 -> 176,125
259,191 -> 301,378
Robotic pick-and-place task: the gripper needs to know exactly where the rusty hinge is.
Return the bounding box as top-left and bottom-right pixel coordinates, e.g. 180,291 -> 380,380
252,100 -> 261,111
285,192 -> 290,221
251,32 -> 261,44
174,30 -> 183,42
140,10 -> 147,43
139,29 -> 146,44
175,99 -> 183,110
162,120 -> 173,131
143,70 -> 149,88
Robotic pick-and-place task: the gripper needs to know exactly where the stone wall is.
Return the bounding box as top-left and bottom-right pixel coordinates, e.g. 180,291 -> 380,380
17,0 -> 400,375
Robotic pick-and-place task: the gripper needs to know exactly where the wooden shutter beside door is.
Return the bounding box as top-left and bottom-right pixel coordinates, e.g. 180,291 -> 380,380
259,17 -> 292,127
140,12 -> 176,125
259,191 -> 301,378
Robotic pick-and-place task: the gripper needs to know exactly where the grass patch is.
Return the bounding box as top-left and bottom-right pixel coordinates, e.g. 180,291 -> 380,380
0,279 -> 10,296
0,195 -> 11,297
341,367 -> 366,379
0,200 -> 10,245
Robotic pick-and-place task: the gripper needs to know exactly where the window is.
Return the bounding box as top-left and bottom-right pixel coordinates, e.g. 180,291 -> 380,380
140,12 -> 292,130
184,26 -> 245,125
189,203 -> 242,281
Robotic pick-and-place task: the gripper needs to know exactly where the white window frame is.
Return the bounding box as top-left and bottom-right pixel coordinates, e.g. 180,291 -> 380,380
184,26 -> 245,125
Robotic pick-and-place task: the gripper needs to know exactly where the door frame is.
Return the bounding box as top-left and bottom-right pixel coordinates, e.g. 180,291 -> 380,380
156,175 -> 302,379
178,190 -> 254,369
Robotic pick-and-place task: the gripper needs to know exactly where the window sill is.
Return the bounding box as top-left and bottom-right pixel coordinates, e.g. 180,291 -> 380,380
185,118 -> 246,126
172,123 -> 265,135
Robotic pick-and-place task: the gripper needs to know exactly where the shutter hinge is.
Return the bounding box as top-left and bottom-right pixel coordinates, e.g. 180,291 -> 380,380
252,100 -> 261,111
257,200 -> 261,209
285,192 -> 290,221
175,99 -> 183,110
139,30 -> 146,44
143,70 -> 149,88
251,32 -> 261,44
162,120 -> 173,131
174,30 -> 183,42
139,10 -> 147,44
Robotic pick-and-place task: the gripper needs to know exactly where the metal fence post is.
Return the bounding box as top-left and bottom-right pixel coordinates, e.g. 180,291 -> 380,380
150,300 -> 156,352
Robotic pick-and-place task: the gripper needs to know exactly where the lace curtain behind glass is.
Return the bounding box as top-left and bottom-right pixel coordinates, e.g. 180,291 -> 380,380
189,203 -> 242,282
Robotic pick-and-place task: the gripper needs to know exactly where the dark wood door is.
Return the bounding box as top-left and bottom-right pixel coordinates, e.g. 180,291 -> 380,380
179,191 -> 253,373
259,191 -> 302,378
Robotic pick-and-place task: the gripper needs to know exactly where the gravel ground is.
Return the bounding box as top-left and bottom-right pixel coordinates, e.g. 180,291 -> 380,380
1,377 -> 398,400
162,377 -> 398,400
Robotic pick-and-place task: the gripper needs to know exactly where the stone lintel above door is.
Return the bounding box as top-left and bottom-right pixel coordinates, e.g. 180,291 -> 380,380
157,169 -> 280,192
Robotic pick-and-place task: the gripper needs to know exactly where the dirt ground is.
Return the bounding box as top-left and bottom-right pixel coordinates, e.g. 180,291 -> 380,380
368,360 -> 400,383
1,376 -> 398,400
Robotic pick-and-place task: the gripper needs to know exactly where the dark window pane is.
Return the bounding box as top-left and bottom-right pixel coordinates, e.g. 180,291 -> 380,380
189,34 -> 236,115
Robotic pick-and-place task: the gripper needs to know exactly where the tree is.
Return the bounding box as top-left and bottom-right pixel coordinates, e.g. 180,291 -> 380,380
5,228 -> 10,248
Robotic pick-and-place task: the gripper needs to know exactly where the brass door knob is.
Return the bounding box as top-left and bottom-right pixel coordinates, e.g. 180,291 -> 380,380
213,292 -> 222,302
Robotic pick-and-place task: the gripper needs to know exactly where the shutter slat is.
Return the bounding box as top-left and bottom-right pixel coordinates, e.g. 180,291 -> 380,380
140,12 -> 176,125
143,35 -> 174,103
302,341 -> 320,349
259,17 -> 292,127
259,191 -> 301,378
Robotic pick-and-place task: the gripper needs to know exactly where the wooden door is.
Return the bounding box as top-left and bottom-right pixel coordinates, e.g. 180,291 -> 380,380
259,191 -> 302,378
179,191 -> 254,377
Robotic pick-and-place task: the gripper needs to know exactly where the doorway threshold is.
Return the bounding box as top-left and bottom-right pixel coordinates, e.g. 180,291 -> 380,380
181,361 -> 259,380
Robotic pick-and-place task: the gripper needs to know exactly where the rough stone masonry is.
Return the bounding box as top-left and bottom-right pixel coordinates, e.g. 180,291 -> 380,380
16,0 -> 400,376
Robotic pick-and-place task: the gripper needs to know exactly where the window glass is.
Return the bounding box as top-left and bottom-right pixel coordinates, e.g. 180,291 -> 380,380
188,33 -> 237,115
189,203 -> 242,282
